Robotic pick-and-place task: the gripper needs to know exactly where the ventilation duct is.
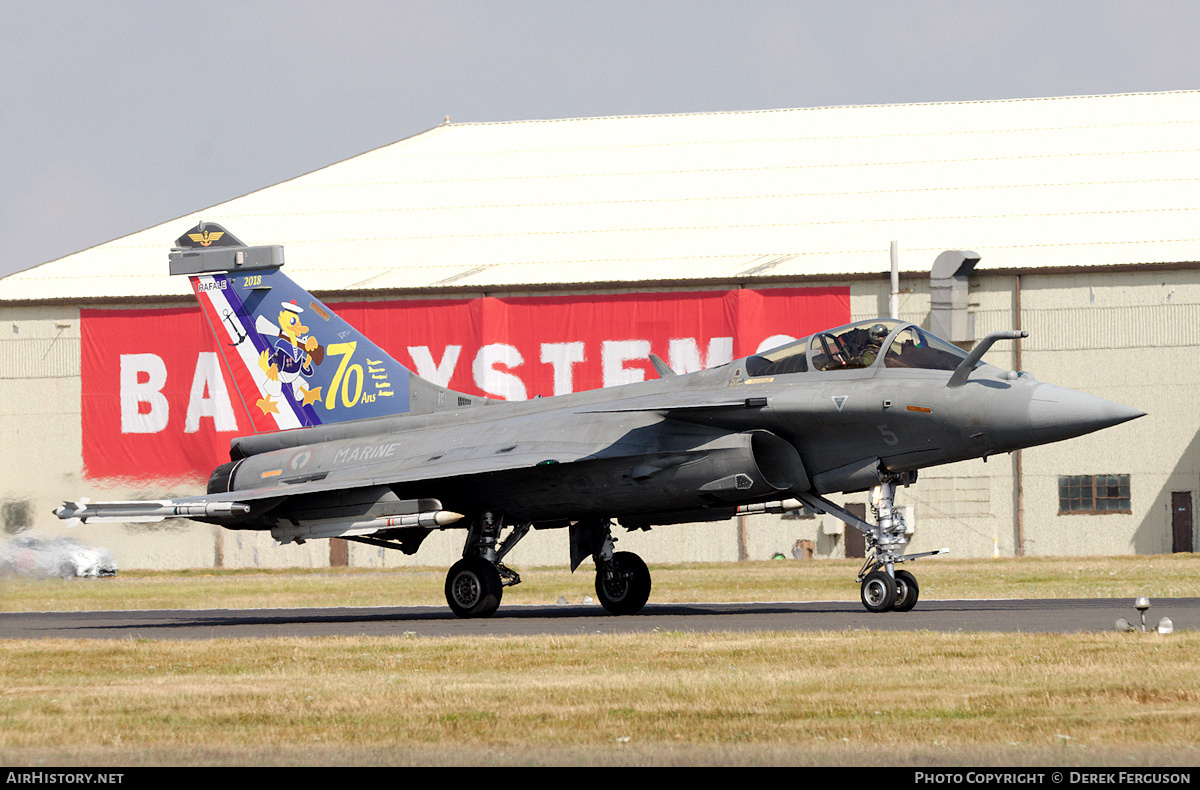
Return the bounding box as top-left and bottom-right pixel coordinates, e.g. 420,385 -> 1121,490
929,250 -> 980,343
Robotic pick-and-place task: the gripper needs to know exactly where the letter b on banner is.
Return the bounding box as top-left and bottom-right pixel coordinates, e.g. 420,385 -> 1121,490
120,353 -> 169,434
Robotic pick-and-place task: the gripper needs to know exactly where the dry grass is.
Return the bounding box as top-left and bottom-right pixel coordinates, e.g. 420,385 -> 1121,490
2,630 -> 1198,767
3,554 -> 1197,613
2,556 -> 1198,766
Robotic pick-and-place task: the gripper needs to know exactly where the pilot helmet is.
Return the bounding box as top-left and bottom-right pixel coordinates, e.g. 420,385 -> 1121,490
869,323 -> 889,341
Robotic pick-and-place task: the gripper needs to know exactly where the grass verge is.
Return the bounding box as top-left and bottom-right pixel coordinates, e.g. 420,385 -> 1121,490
2,554 -> 1197,612
2,630 -> 1197,767
2,556 -> 1197,766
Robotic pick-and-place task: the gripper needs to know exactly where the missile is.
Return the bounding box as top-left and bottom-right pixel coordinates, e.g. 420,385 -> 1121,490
735,498 -> 804,516
271,510 -> 466,544
55,499 -> 252,524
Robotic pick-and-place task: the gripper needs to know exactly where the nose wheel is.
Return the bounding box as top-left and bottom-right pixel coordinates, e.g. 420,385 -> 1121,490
892,569 -> 919,612
859,568 -> 920,613
860,570 -> 897,613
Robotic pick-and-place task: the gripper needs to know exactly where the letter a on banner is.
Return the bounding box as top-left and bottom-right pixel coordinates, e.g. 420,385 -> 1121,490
185,352 -> 238,433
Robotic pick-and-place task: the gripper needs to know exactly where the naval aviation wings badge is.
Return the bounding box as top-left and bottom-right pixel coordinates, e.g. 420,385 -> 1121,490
188,230 -> 225,247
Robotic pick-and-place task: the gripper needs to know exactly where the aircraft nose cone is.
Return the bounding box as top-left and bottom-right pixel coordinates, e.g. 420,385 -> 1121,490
1029,384 -> 1145,442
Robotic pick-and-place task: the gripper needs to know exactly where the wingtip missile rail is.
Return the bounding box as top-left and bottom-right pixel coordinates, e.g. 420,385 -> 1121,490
54,500 -> 252,524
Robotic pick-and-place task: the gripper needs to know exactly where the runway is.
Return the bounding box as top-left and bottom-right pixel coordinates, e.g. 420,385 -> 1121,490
3,597 -> 1195,640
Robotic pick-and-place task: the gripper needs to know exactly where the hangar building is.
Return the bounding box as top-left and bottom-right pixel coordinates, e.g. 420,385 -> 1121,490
0,91 -> 1195,572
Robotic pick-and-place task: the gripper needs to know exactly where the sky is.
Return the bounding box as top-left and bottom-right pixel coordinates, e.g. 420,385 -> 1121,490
2,0 -> 1199,279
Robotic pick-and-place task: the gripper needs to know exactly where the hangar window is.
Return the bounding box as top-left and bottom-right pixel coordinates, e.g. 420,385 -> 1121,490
1058,474 -> 1131,515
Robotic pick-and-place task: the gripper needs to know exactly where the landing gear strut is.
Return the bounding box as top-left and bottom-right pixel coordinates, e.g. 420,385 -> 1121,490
797,476 -> 945,614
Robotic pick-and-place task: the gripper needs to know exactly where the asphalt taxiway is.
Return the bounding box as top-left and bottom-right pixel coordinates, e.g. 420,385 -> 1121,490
3,598 -> 1195,640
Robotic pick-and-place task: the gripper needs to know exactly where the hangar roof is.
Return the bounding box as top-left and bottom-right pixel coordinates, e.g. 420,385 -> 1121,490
4,91 -> 1200,302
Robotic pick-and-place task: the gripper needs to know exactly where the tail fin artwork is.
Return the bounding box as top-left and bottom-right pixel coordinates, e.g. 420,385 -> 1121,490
172,223 -> 479,432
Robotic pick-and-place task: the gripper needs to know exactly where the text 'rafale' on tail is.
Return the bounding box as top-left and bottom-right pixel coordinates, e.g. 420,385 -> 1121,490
55,223 -> 1145,617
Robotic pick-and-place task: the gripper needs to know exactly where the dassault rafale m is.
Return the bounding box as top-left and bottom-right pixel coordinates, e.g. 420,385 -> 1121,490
55,224 -> 1145,617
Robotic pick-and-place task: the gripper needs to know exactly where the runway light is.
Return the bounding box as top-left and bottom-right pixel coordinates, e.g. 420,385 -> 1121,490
1117,598 -> 1173,634
1135,596 -> 1151,631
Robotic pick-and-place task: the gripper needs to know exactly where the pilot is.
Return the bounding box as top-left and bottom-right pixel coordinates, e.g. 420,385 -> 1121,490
857,323 -> 889,367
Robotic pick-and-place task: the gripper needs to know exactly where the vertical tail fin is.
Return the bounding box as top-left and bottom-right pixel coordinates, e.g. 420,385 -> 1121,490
172,223 -> 421,431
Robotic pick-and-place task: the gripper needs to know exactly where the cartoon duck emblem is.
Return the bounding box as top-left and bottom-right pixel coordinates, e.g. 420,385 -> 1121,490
255,300 -> 325,414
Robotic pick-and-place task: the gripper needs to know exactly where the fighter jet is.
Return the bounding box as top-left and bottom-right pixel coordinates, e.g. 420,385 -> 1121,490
55,224 -> 1145,617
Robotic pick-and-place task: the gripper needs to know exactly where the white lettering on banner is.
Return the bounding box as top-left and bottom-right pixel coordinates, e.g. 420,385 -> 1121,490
540,341 -> 585,395
668,337 -> 733,374
408,345 -> 461,387
184,352 -> 238,433
602,340 -> 651,388
473,343 -> 527,400
756,334 -> 797,354
120,354 -> 169,434
405,337 -> 785,396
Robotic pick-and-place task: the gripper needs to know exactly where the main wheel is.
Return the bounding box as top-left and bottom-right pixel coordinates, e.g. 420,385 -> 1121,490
595,551 -> 652,615
445,557 -> 503,618
892,570 -> 919,612
860,570 -> 897,613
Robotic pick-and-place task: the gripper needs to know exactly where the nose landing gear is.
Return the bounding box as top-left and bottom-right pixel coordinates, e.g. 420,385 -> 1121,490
797,475 -> 946,613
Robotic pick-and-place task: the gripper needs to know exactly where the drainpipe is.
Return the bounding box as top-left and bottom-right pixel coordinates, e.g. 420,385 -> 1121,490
1014,274 -> 1025,556
890,241 -> 900,319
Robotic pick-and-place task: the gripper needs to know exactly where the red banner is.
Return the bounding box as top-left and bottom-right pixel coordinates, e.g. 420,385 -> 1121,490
81,287 -> 849,481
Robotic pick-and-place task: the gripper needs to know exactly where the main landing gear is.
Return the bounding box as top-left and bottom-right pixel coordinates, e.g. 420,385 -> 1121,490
445,556 -> 504,618
797,475 -> 946,614
573,518 -> 652,615
445,512 -> 528,618
444,512 -> 652,619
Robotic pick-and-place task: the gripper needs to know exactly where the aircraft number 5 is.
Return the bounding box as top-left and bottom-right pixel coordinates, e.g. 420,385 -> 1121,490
877,424 -> 898,446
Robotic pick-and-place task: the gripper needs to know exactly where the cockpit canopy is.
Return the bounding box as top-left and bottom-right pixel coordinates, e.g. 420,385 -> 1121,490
745,319 -> 972,377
